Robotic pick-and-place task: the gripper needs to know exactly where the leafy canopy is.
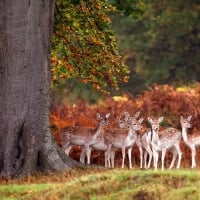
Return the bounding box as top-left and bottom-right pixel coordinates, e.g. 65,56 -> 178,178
51,0 -> 130,94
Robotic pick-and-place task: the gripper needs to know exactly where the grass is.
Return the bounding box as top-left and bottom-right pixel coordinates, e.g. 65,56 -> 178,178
1,168 -> 200,200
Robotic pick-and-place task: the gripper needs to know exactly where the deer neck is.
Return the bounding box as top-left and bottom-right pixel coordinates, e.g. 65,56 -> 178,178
181,126 -> 188,143
128,126 -> 138,140
151,129 -> 159,144
93,123 -> 103,138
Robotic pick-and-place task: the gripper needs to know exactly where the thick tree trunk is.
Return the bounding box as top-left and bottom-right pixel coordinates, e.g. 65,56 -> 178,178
0,0 -> 83,179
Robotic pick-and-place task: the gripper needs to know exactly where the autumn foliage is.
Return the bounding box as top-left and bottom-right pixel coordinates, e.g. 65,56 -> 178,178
50,84 -> 200,168
51,0 -> 129,93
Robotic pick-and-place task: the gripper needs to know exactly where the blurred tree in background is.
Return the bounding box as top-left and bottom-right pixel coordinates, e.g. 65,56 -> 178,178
118,0 -> 200,90
51,0 -> 200,104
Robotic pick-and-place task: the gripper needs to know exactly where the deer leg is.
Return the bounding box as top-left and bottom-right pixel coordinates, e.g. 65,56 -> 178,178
144,151 -> 147,169
146,147 -> 153,169
169,148 -> 177,169
155,152 -> 159,170
86,147 -> 93,164
152,148 -> 158,170
106,144 -> 112,168
152,143 -> 158,170
62,143 -> 73,155
106,148 -> 113,168
111,149 -> 115,168
191,145 -> 196,168
85,145 -> 91,165
138,147 -> 143,169
105,150 -> 111,168
80,147 -> 86,163
175,144 -> 182,169
161,149 -> 167,171
121,147 -> 126,168
104,150 -> 108,168
177,151 -> 182,169
127,147 -> 132,169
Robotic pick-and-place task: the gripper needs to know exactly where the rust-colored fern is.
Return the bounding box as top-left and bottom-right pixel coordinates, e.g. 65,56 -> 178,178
51,84 -> 200,168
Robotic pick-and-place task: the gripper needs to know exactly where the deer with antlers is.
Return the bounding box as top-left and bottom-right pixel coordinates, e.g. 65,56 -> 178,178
180,115 -> 200,168
148,117 -> 182,170
61,113 -> 110,164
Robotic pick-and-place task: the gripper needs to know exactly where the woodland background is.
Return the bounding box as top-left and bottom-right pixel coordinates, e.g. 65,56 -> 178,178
0,1 -> 199,199
50,0 -> 200,168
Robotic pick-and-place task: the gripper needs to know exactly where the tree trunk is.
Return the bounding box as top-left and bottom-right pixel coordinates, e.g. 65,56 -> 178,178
0,0 -> 83,179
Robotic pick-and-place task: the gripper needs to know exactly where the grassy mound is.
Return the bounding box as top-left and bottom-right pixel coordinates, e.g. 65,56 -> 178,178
1,169 -> 200,200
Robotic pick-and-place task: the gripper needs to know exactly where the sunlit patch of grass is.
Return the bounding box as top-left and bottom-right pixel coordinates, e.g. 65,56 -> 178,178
1,169 -> 200,200
0,184 -> 55,200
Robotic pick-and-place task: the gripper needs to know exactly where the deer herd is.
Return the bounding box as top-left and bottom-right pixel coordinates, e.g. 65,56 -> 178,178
61,111 -> 200,170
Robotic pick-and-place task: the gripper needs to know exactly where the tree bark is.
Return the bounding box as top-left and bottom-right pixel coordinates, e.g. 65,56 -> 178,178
0,0 -> 84,179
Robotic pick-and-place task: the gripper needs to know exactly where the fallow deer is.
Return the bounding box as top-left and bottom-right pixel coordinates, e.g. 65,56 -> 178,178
180,115 -> 200,168
124,112 -> 153,169
137,128 -> 153,169
80,112 -> 140,167
105,113 -> 144,169
61,113 -> 110,164
148,117 -> 182,170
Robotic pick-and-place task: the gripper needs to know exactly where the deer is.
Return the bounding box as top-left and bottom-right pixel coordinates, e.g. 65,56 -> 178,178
137,128 -> 153,169
105,112 -> 144,169
180,115 -> 200,168
79,112 -> 140,168
61,113 -> 110,164
124,112 -> 153,169
148,117 -> 182,170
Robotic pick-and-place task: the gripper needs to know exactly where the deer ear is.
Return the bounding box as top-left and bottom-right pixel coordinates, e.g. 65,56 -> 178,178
124,112 -> 130,121
188,116 -> 192,121
158,117 -> 163,123
105,113 -> 110,119
134,111 -> 140,119
96,113 -> 101,119
124,112 -> 130,117
139,118 -> 144,123
148,117 -> 153,124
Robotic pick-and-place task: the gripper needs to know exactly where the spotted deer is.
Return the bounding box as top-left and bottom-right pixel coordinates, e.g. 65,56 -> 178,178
124,112 -> 153,169
180,115 -> 200,168
61,113 -> 110,164
148,117 -> 182,170
137,128 -> 153,169
105,112 -> 144,169
80,112 -> 140,167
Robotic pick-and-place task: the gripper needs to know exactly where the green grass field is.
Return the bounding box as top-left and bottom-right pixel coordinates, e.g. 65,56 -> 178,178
1,169 -> 200,200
